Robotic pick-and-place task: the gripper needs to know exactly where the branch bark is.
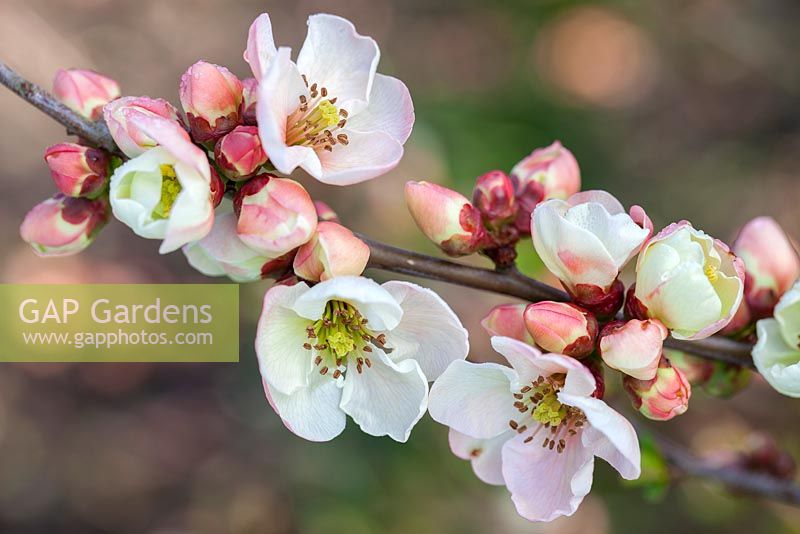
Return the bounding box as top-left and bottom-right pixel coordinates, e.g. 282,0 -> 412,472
4,60 -> 793,505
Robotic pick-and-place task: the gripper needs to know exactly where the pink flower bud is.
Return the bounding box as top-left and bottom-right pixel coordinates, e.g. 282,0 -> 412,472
233,174 -> 317,257
241,77 -> 258,125
472,170 -> 516,228
293,221 -> 370,282
314,201 -> 339,222
663,349 -> 714,386
52,69 -> 120,121
214,125 -> 268,181
20,194 -> 109,256
733,216 -> 800,319
44,143 -> 109,198
480,304 -> 535,345
570,279 -> 626,319
599,319 -> 667,380
405,181 -> 486,256
623,356 -> 691,421
510,141 -> 581,235
209,166 -> 225,208
103,96 -> 181,157
523,301 -> 598,357
179,61 -> 243,143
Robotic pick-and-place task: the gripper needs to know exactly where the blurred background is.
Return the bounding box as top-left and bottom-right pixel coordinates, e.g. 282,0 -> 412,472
1,0 -> 800,532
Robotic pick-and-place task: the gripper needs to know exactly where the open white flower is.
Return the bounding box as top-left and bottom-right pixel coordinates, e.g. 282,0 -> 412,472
429,336 -> 640,522
109,115 -> 213,253
256,276 -> 468,442
753,281 -> 800,397
246,13 -> 414,185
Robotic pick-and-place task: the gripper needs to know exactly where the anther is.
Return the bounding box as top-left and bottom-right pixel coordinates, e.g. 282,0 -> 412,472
509,420 -> 519,430
303,343 -> 312,350
365,358 -> 372,368
363,346 -> 373,353
314,356 -> 322,365
320,366 -> 329,375
332,370 -> 342,379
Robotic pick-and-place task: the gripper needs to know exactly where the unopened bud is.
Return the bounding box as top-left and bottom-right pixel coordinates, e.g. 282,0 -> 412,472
293,221 -> 370,282
733,216 -> 800,319
472,170 -> 516,228
510,141 -> 580,234
523,301 -> 598,358
241,77 -> 258,125
179,61 -> 243,143
600,319 -> 667,380
623,356 -> 691,421
233,174 -> 317,257
480,304 -> 535,345
405,181 -> 486,256
44,143 -> 109,198
20,194 -> 109,256
53,68 -> 120,120
214,125 -> 268,181
103,96 -> 181,157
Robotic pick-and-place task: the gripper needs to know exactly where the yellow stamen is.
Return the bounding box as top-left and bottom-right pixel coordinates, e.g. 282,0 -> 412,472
152,164 -> 181,219
704,263 -> 719,283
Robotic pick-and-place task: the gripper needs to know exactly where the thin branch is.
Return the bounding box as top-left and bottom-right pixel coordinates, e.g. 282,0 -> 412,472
0,61 -> 757,369
0,61 -> 120,154
365,238 -> 755,369
3,59 -> 792,506
656,435 -> 800,505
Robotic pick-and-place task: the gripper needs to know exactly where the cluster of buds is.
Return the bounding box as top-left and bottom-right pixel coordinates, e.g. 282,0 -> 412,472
184,174 -> 369,284
21,70 -> 118,256
405,141 -> 580,265
473,169 -> 756,418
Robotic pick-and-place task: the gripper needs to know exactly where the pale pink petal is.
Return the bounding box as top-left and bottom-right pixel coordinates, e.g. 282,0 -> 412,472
255,282 -> 316,395
262,375 -> 346,442
291,276 -> 403,331
502,433 -> 595,522
559,393 -> 641,480
315,129 -> 403,185
296,14 -> 379,114
381,281 -> 469,380
567,190 -> 625,215
244,13 -> 277,78
256,47 -> 322,177
340,349 -> 428,442
428,359 -> 518,439
127,114 -> 210,182
346,73 -> 414,143
448,429 -> 509,486
480,304 -> 535,345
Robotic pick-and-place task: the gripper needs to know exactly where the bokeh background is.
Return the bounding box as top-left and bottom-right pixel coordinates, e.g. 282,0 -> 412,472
1,0 -> 800,532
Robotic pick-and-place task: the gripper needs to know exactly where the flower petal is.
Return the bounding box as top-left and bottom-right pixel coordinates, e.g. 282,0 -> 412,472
244,13 -> 277,78
256,47 -> 322,177
127,113 -> 210,182
315,129 -> 404,186
255,282 -> 315,395
753,318 -> 800,398
346,73 -> 414,143
448,428 -> 509,486
502,433 -> 595,522
381,280 -> 469,380
296,14 -> 379,114
292,276 -> 403,331
490,337 -> 595,396
559,393 -> 641,480
262,376 -> 346,442
340,349 -> 428,442
428,359 -> 518,439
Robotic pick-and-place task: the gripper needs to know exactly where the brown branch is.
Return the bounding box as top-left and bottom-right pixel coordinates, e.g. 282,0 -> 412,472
656,434 -> 800,505
0,61 -> 120,154
3,59 -> 793,506
364,238 -> 756,369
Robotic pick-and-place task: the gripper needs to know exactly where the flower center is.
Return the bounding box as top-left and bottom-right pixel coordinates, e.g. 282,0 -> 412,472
302,300 -> 386,379
285,78 -> 349,152
508,373 -> 586,454
704,262 -> 719,283
152,164 -> 181,219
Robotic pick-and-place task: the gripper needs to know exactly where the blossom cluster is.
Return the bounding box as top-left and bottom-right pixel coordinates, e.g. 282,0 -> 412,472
16,10 -> 800,525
